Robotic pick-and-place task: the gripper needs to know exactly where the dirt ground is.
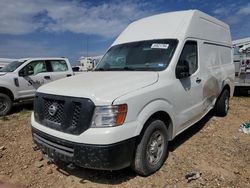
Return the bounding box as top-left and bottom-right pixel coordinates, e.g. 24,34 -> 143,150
0,97 -> 250,188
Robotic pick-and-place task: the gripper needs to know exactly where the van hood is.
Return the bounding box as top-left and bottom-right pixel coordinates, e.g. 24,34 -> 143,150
38,72 -> 158,105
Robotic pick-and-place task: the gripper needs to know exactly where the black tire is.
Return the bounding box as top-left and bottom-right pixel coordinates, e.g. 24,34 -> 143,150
214,89 -> 229,117
0,93 -> 12,116
132,119 -> 169,176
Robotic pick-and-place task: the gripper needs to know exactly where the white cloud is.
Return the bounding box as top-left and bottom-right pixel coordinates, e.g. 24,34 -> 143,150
0,1 -> 42,34
0,39 -> 107,65
212,2 -> 250,39
213,2 -> 250,24
237,3 -> 250,15
213,7 -> 229,16
0,0 -> 156,38
224,15 -> 242,25
0,39 -> 65,58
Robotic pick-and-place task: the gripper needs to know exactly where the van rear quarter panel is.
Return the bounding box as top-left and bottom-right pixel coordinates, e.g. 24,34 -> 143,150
199,41 -> 235,108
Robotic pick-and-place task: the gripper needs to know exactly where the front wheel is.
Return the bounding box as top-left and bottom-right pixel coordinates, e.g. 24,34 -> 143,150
0,93 -> 12,116
132,119 -> 168,176
214,89 -> 229,117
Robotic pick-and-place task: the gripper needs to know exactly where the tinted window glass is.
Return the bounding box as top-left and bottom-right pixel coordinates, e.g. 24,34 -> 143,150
178,41 -> 198,75
50,60 -> 68,72
95,39 -> 178,71
20,61 -> 47,76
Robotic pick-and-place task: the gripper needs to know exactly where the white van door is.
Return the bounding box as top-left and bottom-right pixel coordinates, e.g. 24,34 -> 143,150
17,60 -> 52,98
174,40 -> 205,133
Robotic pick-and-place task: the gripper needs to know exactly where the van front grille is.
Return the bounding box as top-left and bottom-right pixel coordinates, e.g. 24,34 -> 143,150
44,99 -> 65,125
34,93 -> 95,135
71,102 -> 81,127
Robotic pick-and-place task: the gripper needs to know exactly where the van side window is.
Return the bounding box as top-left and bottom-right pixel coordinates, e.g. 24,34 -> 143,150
178,41 -> 198,75
49,60 -> 68,72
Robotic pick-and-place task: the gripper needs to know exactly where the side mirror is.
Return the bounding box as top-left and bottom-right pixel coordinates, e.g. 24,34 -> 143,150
176,60 -> 190,79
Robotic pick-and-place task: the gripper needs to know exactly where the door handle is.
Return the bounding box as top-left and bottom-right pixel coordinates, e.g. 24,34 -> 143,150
196,77 -> 202,84
66,74 -> 72,77
44,75 -> 51,80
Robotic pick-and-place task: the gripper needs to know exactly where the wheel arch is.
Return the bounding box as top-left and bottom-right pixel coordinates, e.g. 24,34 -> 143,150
135,100 -> 175,141
216,83 -> 231,103
0,86 -> 14,101
143,111 -> 174,140
222,83 -> 230,94
222,79 -> 233,97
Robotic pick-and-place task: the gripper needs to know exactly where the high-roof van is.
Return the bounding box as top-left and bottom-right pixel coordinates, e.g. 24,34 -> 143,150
31,10 -> 234,176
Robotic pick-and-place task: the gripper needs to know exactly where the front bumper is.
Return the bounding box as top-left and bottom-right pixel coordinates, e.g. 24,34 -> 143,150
32,127 -> 136,170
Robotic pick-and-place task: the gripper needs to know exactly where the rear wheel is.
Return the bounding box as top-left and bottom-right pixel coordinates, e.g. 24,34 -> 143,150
0,93 -> 12,116
214,89 -> 229,117
132,119 -> 168,176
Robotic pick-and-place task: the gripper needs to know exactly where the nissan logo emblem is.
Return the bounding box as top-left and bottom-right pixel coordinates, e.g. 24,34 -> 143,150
48,103 -> 58,116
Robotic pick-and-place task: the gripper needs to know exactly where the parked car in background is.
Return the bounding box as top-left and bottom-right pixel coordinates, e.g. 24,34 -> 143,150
31,10 -> 234,176
0,57 -> 73,116
233,37 -> 250,95
78,56 -> 102,71
72,66 -> 81,72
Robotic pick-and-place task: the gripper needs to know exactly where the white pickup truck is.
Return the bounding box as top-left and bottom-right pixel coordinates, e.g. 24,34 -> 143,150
0,57 -> 73,116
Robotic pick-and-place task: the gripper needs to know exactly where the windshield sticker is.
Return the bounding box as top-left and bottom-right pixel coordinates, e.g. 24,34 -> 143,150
151,43 -> 169,49
158,63 -> 164,67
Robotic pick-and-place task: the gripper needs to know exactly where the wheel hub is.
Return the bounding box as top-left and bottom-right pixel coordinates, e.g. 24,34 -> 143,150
147,131 -> 164,165
149,140 -> 158,154
225,97 -> 229,112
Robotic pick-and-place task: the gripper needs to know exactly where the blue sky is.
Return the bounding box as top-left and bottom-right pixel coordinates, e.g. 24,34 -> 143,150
0,0 -> 250,65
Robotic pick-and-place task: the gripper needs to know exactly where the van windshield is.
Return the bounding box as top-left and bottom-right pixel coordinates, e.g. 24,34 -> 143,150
0,61 -> 25,72
95,39 -> 178,71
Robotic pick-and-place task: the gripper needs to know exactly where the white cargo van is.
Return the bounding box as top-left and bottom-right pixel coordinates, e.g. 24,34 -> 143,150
31,10 -> 234,176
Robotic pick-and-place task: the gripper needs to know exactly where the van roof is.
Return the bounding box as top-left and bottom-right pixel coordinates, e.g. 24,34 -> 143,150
112,10 -> 231,47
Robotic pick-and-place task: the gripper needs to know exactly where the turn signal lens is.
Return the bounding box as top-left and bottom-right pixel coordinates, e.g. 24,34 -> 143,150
116,104 -> 127,125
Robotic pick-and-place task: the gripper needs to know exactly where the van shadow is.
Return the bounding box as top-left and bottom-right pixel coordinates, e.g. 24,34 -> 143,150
55,164 -> 137,185
168,111 -> 213,152
11,102 -> 33,114
233,87 -> 250,97
53,112 -> 214,185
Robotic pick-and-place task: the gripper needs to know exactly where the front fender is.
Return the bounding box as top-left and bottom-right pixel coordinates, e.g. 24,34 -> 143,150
134,99 -> 175,139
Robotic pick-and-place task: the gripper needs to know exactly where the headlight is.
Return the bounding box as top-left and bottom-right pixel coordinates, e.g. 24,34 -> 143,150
91,104 -> 127,127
